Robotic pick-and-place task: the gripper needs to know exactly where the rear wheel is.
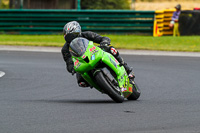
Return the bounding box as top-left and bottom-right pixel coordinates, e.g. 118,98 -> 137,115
95,71 -> 124,103
127,81 -> 141,100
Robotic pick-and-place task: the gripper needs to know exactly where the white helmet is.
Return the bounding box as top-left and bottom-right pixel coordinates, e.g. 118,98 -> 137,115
63,21 -> 81,35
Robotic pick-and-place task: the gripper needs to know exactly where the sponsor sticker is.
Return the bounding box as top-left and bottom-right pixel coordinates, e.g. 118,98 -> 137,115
129,87 -> 133,92
73,59 -> 81,69
82,55 -> 86,59
89,46 -> 96,52
74,59 -> 79,66
91,50 -> 98,55
121,87 -> 127,92
76,63 -> 81,69
91,54 -> 95,60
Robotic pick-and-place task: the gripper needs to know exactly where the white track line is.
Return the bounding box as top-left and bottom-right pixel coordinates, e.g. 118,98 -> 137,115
0,71 -> 5,78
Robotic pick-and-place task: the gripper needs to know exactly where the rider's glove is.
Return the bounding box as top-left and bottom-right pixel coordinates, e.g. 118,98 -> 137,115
66,63 -> 74,73
67,64 -> 76,75
66,58 -> 74,74
100,41 -> 110,46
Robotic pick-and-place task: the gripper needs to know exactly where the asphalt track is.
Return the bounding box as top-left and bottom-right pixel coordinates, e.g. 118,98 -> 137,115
1,48 -> 200,133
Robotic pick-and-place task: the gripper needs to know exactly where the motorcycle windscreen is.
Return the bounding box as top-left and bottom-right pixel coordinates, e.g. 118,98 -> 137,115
69,37 -> 89,57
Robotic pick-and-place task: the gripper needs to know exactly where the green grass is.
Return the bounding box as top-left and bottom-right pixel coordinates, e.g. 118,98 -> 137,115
0,34 -> 200,52
0,35 -> 64,47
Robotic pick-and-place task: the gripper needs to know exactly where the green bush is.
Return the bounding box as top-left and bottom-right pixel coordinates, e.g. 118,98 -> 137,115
81,0 -> 130,10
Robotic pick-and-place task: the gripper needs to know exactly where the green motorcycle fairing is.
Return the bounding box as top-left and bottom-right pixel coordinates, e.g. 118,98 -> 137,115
70,39 -> 133,98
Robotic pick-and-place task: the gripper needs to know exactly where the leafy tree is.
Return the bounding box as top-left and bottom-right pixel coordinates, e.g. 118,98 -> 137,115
81,0 -> 130,10
0,0 -> 9,9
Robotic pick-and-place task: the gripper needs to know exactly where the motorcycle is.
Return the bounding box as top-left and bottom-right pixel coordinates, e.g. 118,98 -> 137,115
69,37 -> 140,103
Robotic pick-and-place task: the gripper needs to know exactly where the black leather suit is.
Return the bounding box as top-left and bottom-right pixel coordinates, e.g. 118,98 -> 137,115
61,31 -> 116,86
61,31 -> 111,67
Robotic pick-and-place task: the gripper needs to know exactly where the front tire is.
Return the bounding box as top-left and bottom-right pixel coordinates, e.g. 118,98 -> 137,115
95,71 -> 124,103
127,81 -> 141,100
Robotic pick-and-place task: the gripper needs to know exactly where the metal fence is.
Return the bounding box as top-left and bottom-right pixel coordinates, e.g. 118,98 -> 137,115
0,9 -> 155,35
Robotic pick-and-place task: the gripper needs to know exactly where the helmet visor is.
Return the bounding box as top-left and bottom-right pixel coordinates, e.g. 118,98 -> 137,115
69,37 -> 89,57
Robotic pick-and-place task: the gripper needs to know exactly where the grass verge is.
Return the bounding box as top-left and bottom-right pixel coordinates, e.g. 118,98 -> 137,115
0,34 -> 200,52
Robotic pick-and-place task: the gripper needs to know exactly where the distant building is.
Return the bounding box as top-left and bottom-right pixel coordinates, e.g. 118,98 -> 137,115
9,0 -> 76,9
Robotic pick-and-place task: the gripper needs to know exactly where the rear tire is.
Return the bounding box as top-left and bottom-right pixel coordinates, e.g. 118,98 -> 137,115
127,82 -> 141,100
95,71 -> 124,103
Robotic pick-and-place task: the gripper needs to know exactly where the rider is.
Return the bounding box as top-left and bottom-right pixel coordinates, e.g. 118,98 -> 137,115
61,21 -> 134,87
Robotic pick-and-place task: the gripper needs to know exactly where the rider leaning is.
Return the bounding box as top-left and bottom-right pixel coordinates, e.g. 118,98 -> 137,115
61,21 -> 134,87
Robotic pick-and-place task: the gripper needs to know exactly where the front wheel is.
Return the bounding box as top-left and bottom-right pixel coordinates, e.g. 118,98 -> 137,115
127,81 -> 141,100
95,71 -> 124,103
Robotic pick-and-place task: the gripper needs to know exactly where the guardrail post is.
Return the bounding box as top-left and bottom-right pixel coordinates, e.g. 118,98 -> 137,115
77,0 -> 81,10
20,0 -> 23,9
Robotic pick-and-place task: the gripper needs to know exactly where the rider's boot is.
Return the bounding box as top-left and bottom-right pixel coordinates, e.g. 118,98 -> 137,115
109,47 -> 135,80
115,54 -> 135,79
76,73 -> 90,87
128,71 -> 135,80
78,82 -> 90,87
